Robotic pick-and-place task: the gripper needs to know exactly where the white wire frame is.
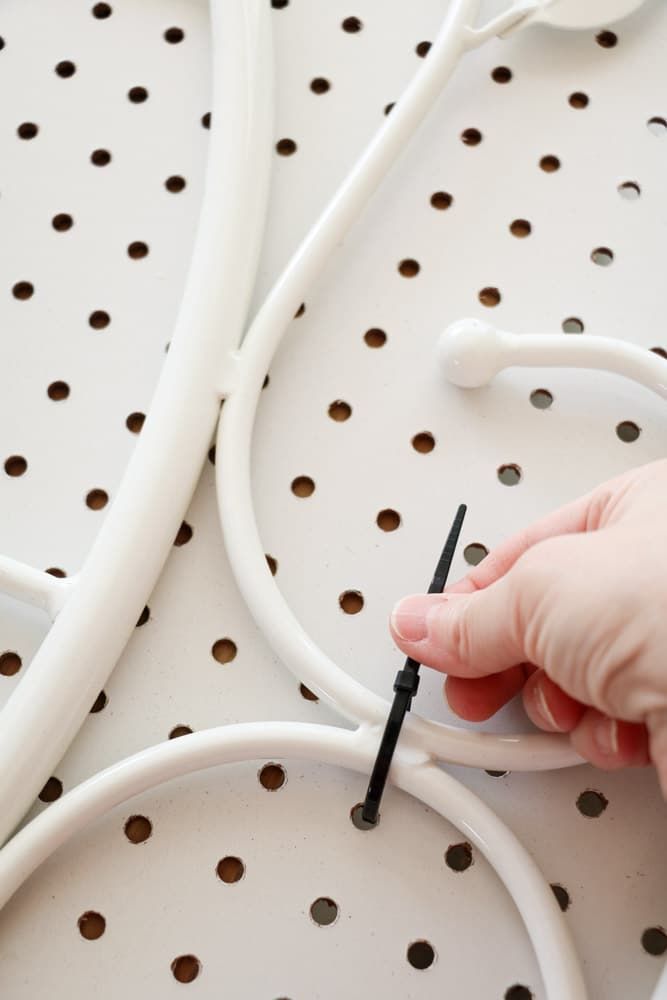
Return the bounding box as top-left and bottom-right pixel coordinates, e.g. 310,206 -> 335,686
0,0 -> 662,996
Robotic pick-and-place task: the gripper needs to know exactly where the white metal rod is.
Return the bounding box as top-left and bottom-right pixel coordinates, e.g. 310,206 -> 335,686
0,556 -> 70,619
0,0 -> 273,845
0,722 -> 587,1000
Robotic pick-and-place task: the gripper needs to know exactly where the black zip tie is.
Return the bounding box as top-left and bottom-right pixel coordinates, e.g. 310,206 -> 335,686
361,504 -> 467,825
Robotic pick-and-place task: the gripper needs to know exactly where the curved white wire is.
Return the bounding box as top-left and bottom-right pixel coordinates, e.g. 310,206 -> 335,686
0,0 -> 273,845
0,722 -> 587,1000
216,0 -> 581,772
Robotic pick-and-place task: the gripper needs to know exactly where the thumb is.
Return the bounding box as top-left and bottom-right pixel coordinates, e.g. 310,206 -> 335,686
390,574 -> 528,679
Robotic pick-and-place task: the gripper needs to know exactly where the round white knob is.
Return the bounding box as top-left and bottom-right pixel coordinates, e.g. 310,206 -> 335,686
438,319 -> 510,388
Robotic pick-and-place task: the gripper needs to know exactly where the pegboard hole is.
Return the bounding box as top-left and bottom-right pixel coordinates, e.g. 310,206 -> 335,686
165,175 -> 186,193
530,388 -> 553,410
376,508 -> 401,531
350,803 -> 378,830
618,181 -> 640,199
342,16 -> 362,32
485,769 -> 508,778
412,431 -> 435,453
90,148 -> 111,166
550,883 -> 571,912
310,77 -> 330,94
124,814 -> 152,844
208,445 -> 216,465
125,411 -> 145,433
271,0 -> 289,7
562,317 -> 584,333
169,725 -> 193,739
291,475 -> 315,498
128,86 -> 148,104
339,590 -> 364,614
294,302 -> 306,318
17,122 -> 38,140
479,286 -> 501,307
310,897 -> 338,926
505,986 -> 533,1000
491,65 -> 512,83
259,762 -> 286,791
52,213 -> 73,232
328,400 -> 352,421
651,346 -> 667,359
171,955 -> 201,984
364,327 -> 386,347
510,219 -> 531,238
497,464 -> 522,486
463,543 -> 488,566
407,940 -> 436,970
539,155 -> 560,173
78,911 -> 106,940
415,40 -> 431,57
201,112 -> 211,129
86,489 -> 108,510
299,682 -> 318,702
5,455 -> 27,477
266,554 -> 278,575
616,420 -> 640,442
647,117 -> 667,136
430,191 -> 452,210
92,2 -> 112,17
216,856 -> 245,883
127,241 -> 149,259
384,102 -> 395,116
576,789 -> 608,817
591,246 -> 613,267
55,60 -> 76,78
461,127 -> 482,146
39,777 -> 63,803
45,567 -> 66,578
174,521 -> 193,546
398,258 -> 420,277
0,652 -> 21,677
276,138 -> 297,156
595,30 -> 617,48
136,605 -> 150,627
164,26 -> 184,43
47,381 -> 70,401
445,841 -> 473,872
212,638 -> 237,664
90,691 -> 107,713
568,92 -> 589,109
89,309 -> 110,330
642,927 -> 667,956
12,281 -> 34,300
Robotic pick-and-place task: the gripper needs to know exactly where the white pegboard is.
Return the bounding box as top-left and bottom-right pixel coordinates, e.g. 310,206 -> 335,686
0,0 -> 666,997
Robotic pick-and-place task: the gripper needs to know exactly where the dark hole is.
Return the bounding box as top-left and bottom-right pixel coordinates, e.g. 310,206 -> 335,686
530,388 -> 553,410
78,911 -> 106,940
55,60 -> 76,78
479,286 -> 501,307
90,690 -> 107,713
398,258 -> 420,277
412,431 -> 435,453
364,327 -> 386,347
45,567 -> 66,578
211,638 -> 237,664
550,883 -> 571,912
647,117 -> 667,136
136,605 -> 150,627
48,381 -> 70,401
342,16 -> 362,32
596,30 -> 617,48
651,346 -> 667,359
92,2 -> 112,18
216,856 -> 245,883
445,841 -> 473,872
642,927 -> 667,956
328,400 -> 352,421
265,554 -> 278,575
350,803 -> 378,830
384,102 -> 395,116
171,955 -> 201,984
539,154 -> 560,172
415,40 -> 431,57
128,86 -> 148,104
259,762 -> 286,790
562,317 -> 583,333
376,508 -> 401,532
616,420 -> 640,442
12,281 -> 34,300
591,246 -> 613,267
127,241 -> 149,259
618,181 -> 640,200
576,789 -> 608,817
208,445 -> 216,465
174,521 -> 192,546
461,127 -> 482,146
0,652 -> 22,677
201,112 -> 211,129
291,475 -> 315,498
339,590 -> 364,614
169,724 -> 193,739
310,897 -> 338,926
569,92 -> 589,109
124,814 -> 152,844
492,65 -> 512,83
510,219 -> 531,238
86,488 -> 108,510
272,0 -> 289,7
52,213 -> 73,232
497,464 -> 522,486
17,122 -> 38,140
299,682 -> 318,702
407,940 -> 435,970
276,138 -> 297,156
464,542 -> 488,566
294,302 -> 305,317
91,148 -> 111,166
164,26 -> 184,43
430,191 -> 452,210
485,769 -> 508,778
165,175 -> 186,192
126,411 -> 145,433
310,77 -> 330,94
4,456 -> 27,477
505,986 -> 533,1000
39,776 -> 63,803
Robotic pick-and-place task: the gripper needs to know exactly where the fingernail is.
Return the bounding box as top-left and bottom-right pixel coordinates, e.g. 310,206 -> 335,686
593,717 -> 619,756
391,595 -> 431,642
535,683 -> 559,730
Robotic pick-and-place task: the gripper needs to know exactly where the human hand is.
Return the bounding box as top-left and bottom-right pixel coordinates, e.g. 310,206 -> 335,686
390,460 -> 667,791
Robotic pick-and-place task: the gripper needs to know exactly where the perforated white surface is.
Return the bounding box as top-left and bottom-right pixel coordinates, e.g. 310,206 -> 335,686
0,1 -> 666,997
